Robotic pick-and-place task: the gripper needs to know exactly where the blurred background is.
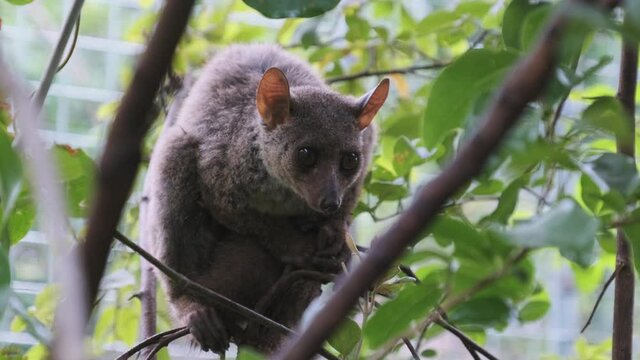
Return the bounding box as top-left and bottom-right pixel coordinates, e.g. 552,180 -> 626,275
0,0 -> 639,359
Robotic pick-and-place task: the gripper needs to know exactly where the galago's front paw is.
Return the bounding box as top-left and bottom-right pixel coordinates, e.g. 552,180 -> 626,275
186,305 -> 229,353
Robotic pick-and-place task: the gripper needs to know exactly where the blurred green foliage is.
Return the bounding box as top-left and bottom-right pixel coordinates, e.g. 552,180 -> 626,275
1,0 -> 640,359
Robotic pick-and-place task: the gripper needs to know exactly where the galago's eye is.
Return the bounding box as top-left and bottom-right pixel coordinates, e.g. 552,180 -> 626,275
297,147 -> 317,168
341,152 -> 359,171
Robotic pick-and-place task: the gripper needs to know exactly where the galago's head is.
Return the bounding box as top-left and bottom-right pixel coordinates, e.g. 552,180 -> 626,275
256,67 -> 389,215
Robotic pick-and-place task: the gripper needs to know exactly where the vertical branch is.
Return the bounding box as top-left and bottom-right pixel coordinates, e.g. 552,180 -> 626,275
32,0 -> 85,109
612,8 -> 637,360
79,0 -> 195,319
0,61 -> 87,360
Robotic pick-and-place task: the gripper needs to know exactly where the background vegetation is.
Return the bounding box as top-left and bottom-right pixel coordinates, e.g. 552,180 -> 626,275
0,0 -> 639,359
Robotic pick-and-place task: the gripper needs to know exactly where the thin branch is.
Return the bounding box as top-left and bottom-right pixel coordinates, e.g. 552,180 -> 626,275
79,0 -> 195,323
144,328 -> 191,360
114,231 -> 292,335
402,338 -> 420,360
581,267 -> 619,333
436,317 -> 498,360
56,13 -> 81,73
33,0 -> 85,109
274,0 -> 573,354
326,63 -> 447,84
0,55 -> 86,360
117,327 -> 187,360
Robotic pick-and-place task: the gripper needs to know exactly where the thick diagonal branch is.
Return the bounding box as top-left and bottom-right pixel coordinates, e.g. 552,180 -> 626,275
79,0 -> 195,319
273,3 -> 577,359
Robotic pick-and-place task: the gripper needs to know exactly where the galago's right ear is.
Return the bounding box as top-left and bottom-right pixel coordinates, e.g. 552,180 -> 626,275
257,67 -> 290,130
356,78 -> 389,130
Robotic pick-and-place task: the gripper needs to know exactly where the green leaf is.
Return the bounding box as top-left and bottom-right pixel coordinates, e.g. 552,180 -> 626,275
519,3 -> 552,51
242,0 -> 339,18
328,318 -> 361,356
24,343 -> 48,360
518,291 -> 550,322
10,315 -> 27,332
581,97 -> 633,143
392,136 -> 428,177
502,0 -> 548,49
115,300 -> 141,346
5,0 -> 34,5
54,145 -> 95,217
423,49 -> 518,148
505,199 -> 598,267
422,349 -> 437,357
621,209 -> 640,275
448,297 -> 510,329
365,282 -> 441,348
0,128 -> 23,235
368,179 -> 408,201
345,13 -> 371,41
470,179 -> 503,195
237,347 -> 266,360
483,177 -> 524,224
0,247 -> 10,319
589,153 -> 640,197
93,305 -> 116,344
7,188 -> 35,245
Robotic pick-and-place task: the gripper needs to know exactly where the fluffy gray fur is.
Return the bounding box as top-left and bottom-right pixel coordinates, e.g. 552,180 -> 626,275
142,44 -> 383,353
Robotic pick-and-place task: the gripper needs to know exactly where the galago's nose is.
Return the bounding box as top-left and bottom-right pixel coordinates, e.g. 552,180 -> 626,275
320,197 -> 341,214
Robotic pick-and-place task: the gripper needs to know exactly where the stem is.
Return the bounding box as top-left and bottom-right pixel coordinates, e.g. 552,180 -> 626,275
326,63 -> 447,84
33,0 -> 85,109
612,10 -> 637,359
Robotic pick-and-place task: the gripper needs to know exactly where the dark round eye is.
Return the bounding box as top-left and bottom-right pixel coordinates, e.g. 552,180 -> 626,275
341,152 -> 359,171
297,147 -> 317,168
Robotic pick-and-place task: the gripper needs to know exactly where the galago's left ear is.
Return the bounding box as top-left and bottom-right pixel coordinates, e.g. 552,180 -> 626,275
356,78 -> 389,130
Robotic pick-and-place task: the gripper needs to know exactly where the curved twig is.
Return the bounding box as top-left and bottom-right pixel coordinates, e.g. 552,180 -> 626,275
116,327 -> 187,360
144,328 -> 191,360
326,63 -> 447,84
581,267 -> 619,333
56,12 -> 81,73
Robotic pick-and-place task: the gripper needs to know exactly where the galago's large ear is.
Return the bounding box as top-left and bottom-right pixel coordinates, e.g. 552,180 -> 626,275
257,67 -> 290,130
357,78 -> 389,130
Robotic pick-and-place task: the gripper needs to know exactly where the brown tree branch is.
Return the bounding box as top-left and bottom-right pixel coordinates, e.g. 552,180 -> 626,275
326,63 -> 447,84
612,7 -> 638,360
581,267 -> 619,333
117,327 -> 187,360
79,0 -> 195,321
273,0 -> 574,355
144,328 -> 191,360
436,317 -> 498,360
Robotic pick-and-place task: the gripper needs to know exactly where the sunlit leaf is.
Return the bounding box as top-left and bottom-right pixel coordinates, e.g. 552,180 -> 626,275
5,0 -> 34,5
505,199 -> 598,267
589,153 -> 640,198
328,318 -> 361,356
365,281 -> 441,348
449,297 -> 510,329
242,0 -> 339,19
423,49 -> 518,148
